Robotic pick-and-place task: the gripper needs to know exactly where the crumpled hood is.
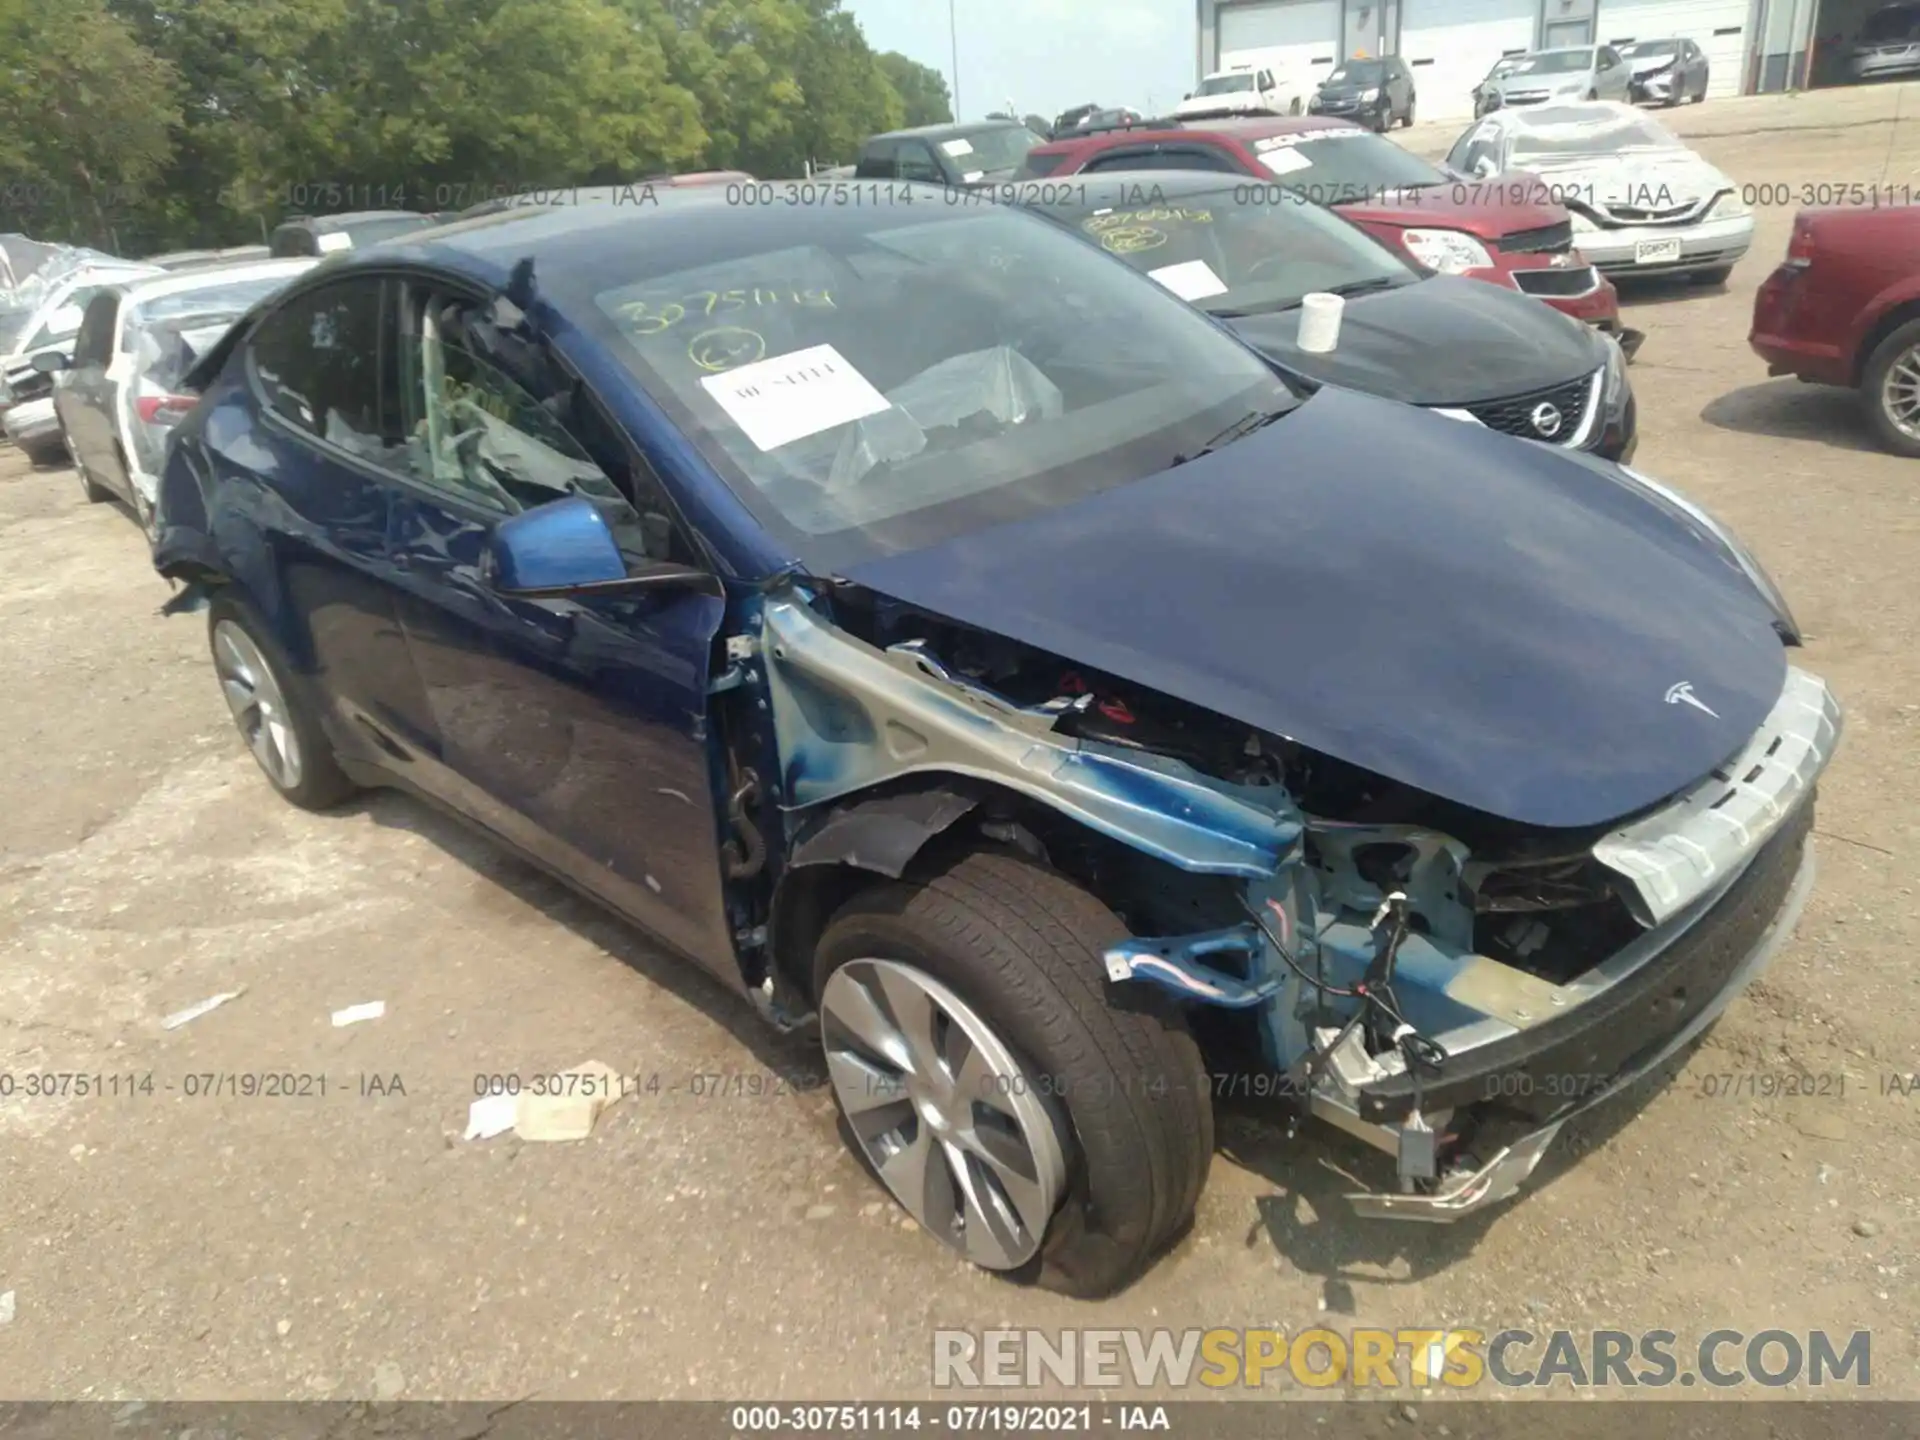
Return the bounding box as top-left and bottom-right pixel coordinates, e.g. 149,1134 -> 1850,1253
1628,52 -> 1681,76
1225,275 -> 1600,404
1528,149 -> 1732,210
841,386 -> 1787,831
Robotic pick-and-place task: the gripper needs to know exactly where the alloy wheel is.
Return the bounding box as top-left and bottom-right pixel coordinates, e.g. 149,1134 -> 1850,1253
1883,343 -> 1920,443
820,958 -> 1068,1270
212,619 -> 304,791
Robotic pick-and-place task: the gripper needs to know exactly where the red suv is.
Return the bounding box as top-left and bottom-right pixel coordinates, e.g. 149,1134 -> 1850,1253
1750,204 -> 1920,457
1018,116 -> 1628,340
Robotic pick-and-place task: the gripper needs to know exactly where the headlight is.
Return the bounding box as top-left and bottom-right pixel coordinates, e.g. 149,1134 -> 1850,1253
1600,331 -> 1628,408
1617,465 -> 1801,641
1358,87 -> 1381,101
1400,228 -> 1494,274
1710,190 -> 1752,221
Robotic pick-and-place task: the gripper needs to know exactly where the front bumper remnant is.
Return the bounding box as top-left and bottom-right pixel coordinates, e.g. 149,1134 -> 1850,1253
1343,840 -> 1815,1219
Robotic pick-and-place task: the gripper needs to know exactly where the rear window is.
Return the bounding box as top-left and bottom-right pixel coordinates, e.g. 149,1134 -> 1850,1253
1016,150 -> 1070,178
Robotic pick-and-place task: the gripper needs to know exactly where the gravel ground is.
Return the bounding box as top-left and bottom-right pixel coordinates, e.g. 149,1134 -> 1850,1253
1,84 -> 1916,1406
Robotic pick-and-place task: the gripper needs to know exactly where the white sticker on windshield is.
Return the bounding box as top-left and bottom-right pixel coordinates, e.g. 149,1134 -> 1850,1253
1147,259 -> 1229,302
700,344 -> 890,452
315,232 -> 353,253
941,137 -> 975,157
961,170 -> 986,182
1261,148 -> 1313,175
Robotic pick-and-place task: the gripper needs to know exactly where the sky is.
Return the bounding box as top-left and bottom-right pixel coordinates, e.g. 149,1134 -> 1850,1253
845,0 -> 1199,124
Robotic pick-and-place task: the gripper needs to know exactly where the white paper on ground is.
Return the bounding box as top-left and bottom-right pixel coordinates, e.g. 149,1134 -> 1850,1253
464,1092 -> 517,1141
513,1060 -> 628,1143
330,1000 -> 386,1027
1147,259 -> 1230,301
1261,149 -> 1313,175
941,137 -> 975,157
700,343 -> 890,451
315,232 -> 353,253
161,989 -> 245,1030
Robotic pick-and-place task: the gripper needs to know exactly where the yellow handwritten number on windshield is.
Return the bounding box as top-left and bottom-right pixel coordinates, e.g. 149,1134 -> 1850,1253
688,327 -> 768,372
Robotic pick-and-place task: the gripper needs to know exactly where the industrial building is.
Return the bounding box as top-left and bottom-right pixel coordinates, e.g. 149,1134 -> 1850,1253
1194,0 -> 1902,120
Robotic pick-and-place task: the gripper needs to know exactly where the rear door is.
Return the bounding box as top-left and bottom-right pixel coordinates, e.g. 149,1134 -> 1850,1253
219,274 -> 420,745
380,278 -> 736,978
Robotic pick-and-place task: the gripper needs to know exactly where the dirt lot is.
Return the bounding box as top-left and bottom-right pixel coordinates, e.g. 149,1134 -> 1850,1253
2,85 -> 1917,1405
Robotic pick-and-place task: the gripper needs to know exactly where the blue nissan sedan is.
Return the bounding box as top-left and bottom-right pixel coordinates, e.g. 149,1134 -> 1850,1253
153,186 -> 1839,1295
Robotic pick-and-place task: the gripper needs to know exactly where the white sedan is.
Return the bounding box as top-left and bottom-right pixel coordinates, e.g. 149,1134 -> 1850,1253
1443,101 -> 1753,285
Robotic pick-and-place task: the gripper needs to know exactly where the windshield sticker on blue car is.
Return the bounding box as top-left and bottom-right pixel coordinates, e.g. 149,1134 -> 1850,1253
1146,259 -> 1229,302
699,343 -> 890,451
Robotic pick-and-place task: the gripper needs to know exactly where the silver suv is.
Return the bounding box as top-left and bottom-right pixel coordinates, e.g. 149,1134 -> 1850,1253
1851,2 -> 1920,81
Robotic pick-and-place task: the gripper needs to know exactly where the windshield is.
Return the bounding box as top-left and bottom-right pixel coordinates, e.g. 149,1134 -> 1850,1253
1055,188 -> 1414,318
338,215 -> 439,246
576,205 -> 1293,569
1508,49 -> 1594,75
133,272 -> 305,325
945,126 -> 1045,173
1249,128 -> 1447,202
1325,61 -> 1384,84
1509,108 -> 1683,159
1861,4 -> 1920,40
1197,73 -> 1257,94
1622,41 -> 1679,58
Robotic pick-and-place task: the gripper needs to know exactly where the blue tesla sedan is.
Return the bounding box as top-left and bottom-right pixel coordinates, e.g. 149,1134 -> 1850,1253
153,185 -> 1839,1295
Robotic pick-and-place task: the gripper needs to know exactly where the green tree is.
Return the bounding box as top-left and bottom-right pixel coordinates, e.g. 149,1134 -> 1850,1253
876,50 -> 952,127
0,0 -> 180,250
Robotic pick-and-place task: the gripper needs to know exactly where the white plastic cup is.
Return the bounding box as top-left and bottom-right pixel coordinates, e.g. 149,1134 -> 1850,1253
1297,292 -> 1345,353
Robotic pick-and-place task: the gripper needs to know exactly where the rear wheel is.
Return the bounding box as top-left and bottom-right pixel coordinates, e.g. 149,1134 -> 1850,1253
207,597 -> 357,810
1862,318 -> 1920,458
814,849 -> 1213,1298
74,450 -> 111,502
23,435 -> 69,468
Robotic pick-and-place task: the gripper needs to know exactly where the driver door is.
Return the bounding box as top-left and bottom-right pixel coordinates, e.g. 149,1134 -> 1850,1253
380,278 -> 738,981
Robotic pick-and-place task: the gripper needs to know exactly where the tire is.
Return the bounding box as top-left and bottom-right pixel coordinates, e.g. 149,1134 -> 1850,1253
23,436 -> 69,468
1289,96 -> 1304,116
814,849 -> 1213,1298
1402,98 -> 1416,127
1861,318 -> 1920,459
206,596 -> 357,810
74,450 -> 110,502
1587,88 -> 1599,100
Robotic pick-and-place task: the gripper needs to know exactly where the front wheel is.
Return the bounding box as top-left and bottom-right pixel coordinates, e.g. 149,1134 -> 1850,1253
814,850 -> 1213,1298
1863,318 -> 1920,458
1289,96 -> 1303,116
1402,98 -> 1416,127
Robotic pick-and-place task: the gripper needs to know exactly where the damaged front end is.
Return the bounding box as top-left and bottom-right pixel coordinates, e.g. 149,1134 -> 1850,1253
745,582 -> 1841,1223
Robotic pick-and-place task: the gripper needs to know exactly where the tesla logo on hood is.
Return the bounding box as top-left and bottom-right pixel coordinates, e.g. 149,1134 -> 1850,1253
1530,402 -> 1564,437
1665,682 -> 1719,718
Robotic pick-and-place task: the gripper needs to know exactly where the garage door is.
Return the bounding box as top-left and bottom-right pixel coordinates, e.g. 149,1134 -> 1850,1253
1598,0 -> 1753,97
1398,0 -> 1539,123
1218,0 -> 1344,90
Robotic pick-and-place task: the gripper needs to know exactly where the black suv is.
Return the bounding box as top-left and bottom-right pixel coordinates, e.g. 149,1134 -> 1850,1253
852,121 -> 1047,187
1308,55 -> 1416,130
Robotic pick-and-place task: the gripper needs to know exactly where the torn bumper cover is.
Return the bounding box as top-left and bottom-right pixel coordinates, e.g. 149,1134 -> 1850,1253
1109,666 -> 1842,1223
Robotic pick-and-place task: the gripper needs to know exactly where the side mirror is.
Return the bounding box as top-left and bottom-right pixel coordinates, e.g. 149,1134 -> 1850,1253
30,351 -> 69,374
480,494 -> 721,600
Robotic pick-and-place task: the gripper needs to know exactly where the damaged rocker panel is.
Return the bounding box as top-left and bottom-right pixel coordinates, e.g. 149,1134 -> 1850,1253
758,595 -> 1302,879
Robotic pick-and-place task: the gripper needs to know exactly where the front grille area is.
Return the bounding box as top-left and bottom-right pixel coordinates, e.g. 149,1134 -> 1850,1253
1460,371 -> 1594,443
1513,264 -> 1599,297
1358,797 -> 1814,1125
1601,200 -> 1704,225
1500,220 -> 1573,254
